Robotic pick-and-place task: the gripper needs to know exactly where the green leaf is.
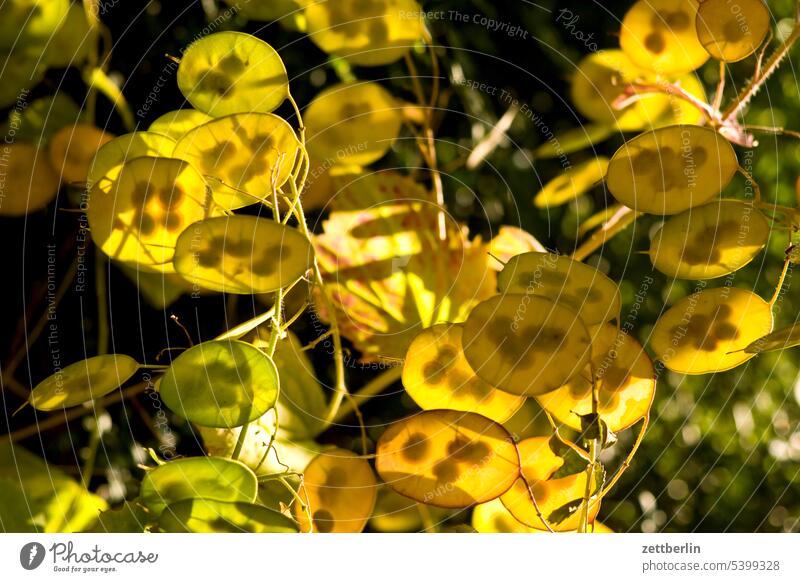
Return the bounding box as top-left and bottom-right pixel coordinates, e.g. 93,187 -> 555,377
548,432 -> 590,479
0,443 -> 107,532
744,324 -> 800,354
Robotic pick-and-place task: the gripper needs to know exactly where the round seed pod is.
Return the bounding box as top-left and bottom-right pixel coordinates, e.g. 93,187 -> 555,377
177,31 -> 288,116
620,0 -> 709,75
148,109 -> 213,142
140,456 -> 258,516
534,157 -> 609,209
305,81 -> 402,167
652,73 -> 706,128
696,0 -> 770,62
87,156 -> 214,273
305,0 -> 424,66
402,324 -> 526,424
570,50 -> 670,131
88,131 -> 177,189
500,437 -> 600,531
48,123 -> 114,184
462,294 -> 592,396
293,448 -> 378,533
172,215 -> 313,295
472,498 -> 538,533
0,143 -> 60,216
158,499 -> 298,533
498,252 -> 621,326
29,354 -> 139,411
649,200 -> 770,279
0,0 -> 69,52
650,287 -> 773,374
375,410 -> 520,508
158,340 -> 280,428
536,323 -> 656,432
172,112 -> 300,210
606,125 -> 738,215
41,3 -> 96,68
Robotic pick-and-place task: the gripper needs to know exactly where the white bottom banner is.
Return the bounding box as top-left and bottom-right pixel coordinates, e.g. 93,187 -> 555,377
1,534 -> 798,581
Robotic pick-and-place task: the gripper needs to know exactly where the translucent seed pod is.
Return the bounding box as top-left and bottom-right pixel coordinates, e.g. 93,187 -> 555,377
648,199 -> 770,279
87,156 -> 215,273
140,457 -> 258,516
88,131 -> 177,189
375,410 -> 520,508
650,287 -> 773,374
148,109 -> 213,142
177,31 -> 288,117
536,323 -> 656,432
402,324 -> 526,424
696,0 -> 770,62
293,448 -> 378,533
158,499 -> 298,533
462,294 -> 592,397
570,50 -> 671,131
305,81 -> 402,167
48,123 -> 113,184
620,0 -> 709,75
498,252 -> 621,325
305,0 -> 425,66
606,125 -> 738,215
172,112 -> 301,210
29,354 -> 139,411
172,215 -> 313,295
0,143 -> 60,216
158,340 -> 280,428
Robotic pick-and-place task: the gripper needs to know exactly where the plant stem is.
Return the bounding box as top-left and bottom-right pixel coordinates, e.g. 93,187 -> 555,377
722,21 -> 800,122
572,206 -> 640,262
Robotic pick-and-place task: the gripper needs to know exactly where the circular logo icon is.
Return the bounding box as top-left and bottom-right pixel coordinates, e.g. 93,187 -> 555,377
20,542 -> 46,570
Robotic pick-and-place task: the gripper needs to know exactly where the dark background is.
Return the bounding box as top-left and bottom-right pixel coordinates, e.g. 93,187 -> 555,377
2,0 -> 799,532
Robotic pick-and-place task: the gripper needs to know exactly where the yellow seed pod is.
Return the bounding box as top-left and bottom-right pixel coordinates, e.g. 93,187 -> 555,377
88,156 -> 214,272
650,287 -> 773,374
402,324 -> 526,424
41,2 -> 96,68
462,294 -> 592,397
500,437 -> 599,531
696,0 -> 770,62
534,157 -> 609,209
29,354 -> 139,411
571,51 -> 670,131
305,81 -> 402,167
0,143 -> 60,216
536,323 -> 656,432
620,0 -> 709,75
652,73 -> 706,128
148,109 -> 213,142
48,124 -> 114,184
607,125 -> 738,215
0,0 -> 69,52
88,131 -> 177,189
649,200 -> 770,279
472,498 -> 538,533
368,486 -> 451,532
172,215 -> 313,294
498,252 -> 621,325
305,0 -> 424,66
177,31 -> 288,116
173,112 -> 300,210
293,448 -> 378,533
375,410 -> 520,508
